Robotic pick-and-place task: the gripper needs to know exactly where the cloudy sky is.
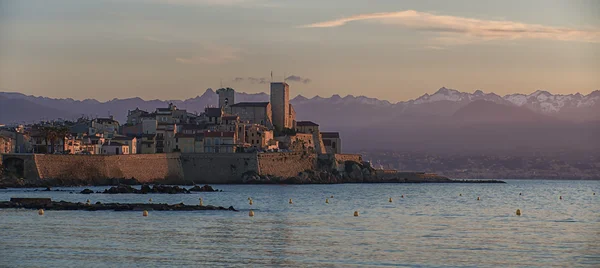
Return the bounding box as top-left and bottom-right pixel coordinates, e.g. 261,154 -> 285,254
0,0 -> 599,102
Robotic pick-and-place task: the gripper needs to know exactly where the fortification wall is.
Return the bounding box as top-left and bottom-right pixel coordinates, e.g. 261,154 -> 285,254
180,153 -> 258,184
334,154 -> 362,163
257,152 -> 317,177
33,154 -> 183,183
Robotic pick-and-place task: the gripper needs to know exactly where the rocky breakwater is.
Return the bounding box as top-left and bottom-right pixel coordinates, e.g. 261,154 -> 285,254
80,184 -> 220,194
243,160 -> 505,184
1,197 -> 237,212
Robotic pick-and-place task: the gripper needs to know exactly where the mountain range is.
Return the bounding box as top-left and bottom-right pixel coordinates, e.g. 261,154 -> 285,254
1,87 -> 599,153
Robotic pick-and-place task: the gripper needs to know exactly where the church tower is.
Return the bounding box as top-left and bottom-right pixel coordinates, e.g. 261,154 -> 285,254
270,82 -> 290,130
216,88 -> 235,113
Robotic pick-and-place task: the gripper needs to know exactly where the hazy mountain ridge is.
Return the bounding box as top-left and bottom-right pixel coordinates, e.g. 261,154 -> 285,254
1,87 -> 597,124
1,87 -> 599,154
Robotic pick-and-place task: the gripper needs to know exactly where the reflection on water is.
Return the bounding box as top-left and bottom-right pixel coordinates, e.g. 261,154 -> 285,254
0,181 -> 599,267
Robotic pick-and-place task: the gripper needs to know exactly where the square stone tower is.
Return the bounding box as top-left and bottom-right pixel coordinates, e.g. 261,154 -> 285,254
216,88 -> 235,113
270,82 -> 290,130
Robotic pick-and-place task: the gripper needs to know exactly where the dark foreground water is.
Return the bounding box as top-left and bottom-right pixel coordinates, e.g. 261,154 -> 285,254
1,180 -> 599,267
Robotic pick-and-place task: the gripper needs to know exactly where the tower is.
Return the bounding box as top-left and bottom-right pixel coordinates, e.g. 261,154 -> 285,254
270,82 -> 290,130
216,88 -> 235,113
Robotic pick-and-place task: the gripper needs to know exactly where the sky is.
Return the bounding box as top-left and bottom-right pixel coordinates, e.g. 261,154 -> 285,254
0,0 -> 599,102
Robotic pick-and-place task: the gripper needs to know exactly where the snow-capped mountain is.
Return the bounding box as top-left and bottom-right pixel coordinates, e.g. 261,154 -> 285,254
291,94 -> 393,107
404,87 -> 599,120
504,90 -> 600,114
411,87 -> 508,105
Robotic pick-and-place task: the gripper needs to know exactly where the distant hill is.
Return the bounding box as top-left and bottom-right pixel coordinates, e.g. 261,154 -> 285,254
1,87 -> 599,154
0,97 -> 76,124
452,100 -> 554,123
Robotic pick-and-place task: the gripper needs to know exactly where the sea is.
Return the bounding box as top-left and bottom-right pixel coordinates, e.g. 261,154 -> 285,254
0,180 -> 599,267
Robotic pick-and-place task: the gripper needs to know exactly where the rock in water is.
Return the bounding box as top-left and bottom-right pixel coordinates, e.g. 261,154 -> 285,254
188,184 -> 218,192
80,189 -> 94,194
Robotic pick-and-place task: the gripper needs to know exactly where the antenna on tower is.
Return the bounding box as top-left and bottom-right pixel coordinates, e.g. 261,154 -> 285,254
220,79 -> 223,88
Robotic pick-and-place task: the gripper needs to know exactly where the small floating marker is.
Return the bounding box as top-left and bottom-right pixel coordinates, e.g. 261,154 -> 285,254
199,198 -> 204,206
389,197 -> 393,203
401,195 -> 404,198
289,198 -> 293,204
249,199 -> 253,205
519,193 -> 522,196
477,197 -> 480,201
459,194 -> 462,196
149,198 -> 153,202
593,193 -> 595,195
330,195 -> 334,198
516,209 -> 521,216
559,196 -> 563,200
354,211 -> 359,217
325,198 -> 329,204
142,210 -> 149,217
249,210 -> 254,217
38,209 -> 44,215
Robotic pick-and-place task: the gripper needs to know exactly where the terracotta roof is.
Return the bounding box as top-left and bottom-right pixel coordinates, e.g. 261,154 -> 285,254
230,102 -> 269,108
111,136 -> 135,141
103,141 -> 125,146
296,121 -> 319,127
222,115 -> 239,120
204,131 -> 235,138
205,108 -> 223,117
181,124 -> 206,130
321,132 -> 340,139
321,132 -> 340,138
95,118 -> 118,124
175,133 -> 196,138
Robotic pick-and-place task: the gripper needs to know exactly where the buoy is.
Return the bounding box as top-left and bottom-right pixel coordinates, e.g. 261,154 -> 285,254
142,210 -> 148,217
459,194 -> 462,196
516,209 -> 521,216
354,211 -> 359,217
38,209 -> 44,215
401,195 -> 404,198
594,192 -> 596,195
249,210 -> 254,217
149,198 -> 153,202
388,197 -> 393,203
519,193 -> 522,196
249,199 -> 253,205
289,198 -> 293,204
477,197 -> 480,201
559,196 -> 563,200
325,198 -> 329,204
199,198 -> 204,206
330,195 -> 334,198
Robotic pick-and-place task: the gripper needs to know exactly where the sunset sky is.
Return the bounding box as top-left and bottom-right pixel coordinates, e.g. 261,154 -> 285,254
0,0 -> 599,102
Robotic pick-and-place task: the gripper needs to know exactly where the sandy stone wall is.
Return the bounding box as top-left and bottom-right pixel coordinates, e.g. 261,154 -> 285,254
33,154 -> 183,183
180,153 -> 258,184
257,152 -> 317,177
334,154 -> 362,164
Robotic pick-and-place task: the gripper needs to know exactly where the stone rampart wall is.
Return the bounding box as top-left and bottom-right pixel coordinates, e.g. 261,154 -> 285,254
180,153 -> 258,184
33,154 -> 183,183
334,154 -> 362,164
258,152 -> 317,177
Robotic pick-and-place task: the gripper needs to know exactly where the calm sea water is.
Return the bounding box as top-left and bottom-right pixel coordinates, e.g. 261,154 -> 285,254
0,181 -> 599,267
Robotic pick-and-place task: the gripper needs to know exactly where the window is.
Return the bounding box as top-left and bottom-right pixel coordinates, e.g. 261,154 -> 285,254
147,144 -> 151,148
176,138 -> 179,143
332,142 -> 336,149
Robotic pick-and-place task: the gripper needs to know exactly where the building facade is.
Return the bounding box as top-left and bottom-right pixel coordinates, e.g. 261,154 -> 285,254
270,82 -> 291,130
